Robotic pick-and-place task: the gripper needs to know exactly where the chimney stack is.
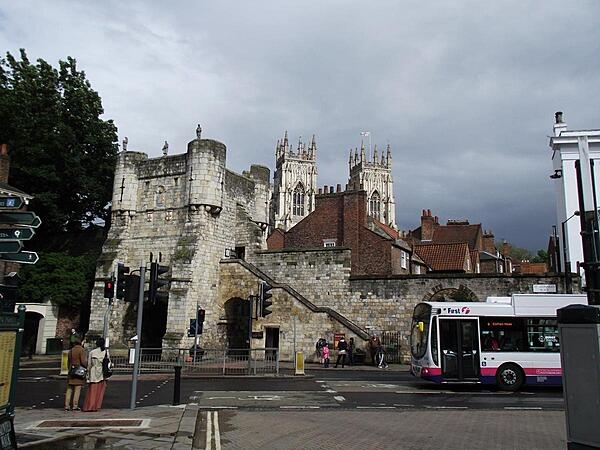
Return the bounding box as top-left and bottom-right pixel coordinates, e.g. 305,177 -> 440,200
553,111 -> 567,137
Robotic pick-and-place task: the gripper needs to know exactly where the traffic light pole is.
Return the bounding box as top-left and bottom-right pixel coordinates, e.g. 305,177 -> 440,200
193,301 -> 199,363
102,270 -> 115,344
102,298 -> 112,343
130,262 -> 145,410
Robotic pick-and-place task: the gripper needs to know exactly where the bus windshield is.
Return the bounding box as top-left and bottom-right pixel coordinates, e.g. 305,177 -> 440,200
410,303 -> 432,359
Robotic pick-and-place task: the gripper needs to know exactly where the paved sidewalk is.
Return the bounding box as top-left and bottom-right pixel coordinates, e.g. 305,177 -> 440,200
13,404 -> 196,449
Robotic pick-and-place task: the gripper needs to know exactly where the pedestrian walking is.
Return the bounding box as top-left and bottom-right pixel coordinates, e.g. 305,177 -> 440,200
65,334 -> 86,411
348,337 -> 355,366
376,345 -> 389,369
69,328 -> 78,348
322,343 -> 330,368
334,337 -> 348,368
315,337 -> 326,363
368,334 -> 381,366
83,337 -> 108,412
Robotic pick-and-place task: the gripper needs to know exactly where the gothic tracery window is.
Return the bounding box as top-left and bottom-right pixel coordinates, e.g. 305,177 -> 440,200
293,184 -> 305,216
369,191 -> 381,221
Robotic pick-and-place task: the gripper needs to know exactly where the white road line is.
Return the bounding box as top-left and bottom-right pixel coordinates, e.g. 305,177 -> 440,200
504,407 -> 542,410
356,406 -> 396,409
325,389 -> 337,393
280,406 -> 320,409
334,396 -> 345,402
425,406 -> 468,409
205,411 -> 223,449
205,410 -> 212,450
393,404 -> 416,408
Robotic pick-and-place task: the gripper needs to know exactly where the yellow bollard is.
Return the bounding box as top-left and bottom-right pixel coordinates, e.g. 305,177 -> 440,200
60,350 -> 69,375
294,351 -> 305,375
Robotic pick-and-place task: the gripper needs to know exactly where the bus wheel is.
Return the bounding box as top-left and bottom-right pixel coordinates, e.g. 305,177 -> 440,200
496,363 -> 524,391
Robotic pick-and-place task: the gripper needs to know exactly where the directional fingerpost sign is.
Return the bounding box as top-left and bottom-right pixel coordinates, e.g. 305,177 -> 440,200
0,251 -> 39,264
0,212 -> 41,228
0,196 -> 24,209
0,241 -> 22,254
0,227 -> 35,241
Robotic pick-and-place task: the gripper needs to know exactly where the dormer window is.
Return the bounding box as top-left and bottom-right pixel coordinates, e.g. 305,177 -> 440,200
323,239 -> 336,248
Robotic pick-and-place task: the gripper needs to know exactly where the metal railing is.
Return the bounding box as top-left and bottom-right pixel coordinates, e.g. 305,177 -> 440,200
108,347 -> 279,376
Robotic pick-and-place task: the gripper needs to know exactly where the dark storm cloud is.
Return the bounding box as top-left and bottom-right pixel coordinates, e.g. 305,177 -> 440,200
2,1 -> 599,251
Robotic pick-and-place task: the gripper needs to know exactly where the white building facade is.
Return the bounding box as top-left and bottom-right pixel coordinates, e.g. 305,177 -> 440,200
550,112 -> 600,277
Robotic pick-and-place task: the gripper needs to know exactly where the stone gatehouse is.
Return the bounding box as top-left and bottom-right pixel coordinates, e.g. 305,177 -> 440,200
87,132 -> 577,363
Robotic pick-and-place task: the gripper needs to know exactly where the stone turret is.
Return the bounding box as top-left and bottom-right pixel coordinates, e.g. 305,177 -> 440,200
186,138 -> 226,215
112,151 -> 148,224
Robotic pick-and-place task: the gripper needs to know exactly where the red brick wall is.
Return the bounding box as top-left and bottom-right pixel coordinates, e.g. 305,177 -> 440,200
282,189 -> 396,275
285,195 -> 344,248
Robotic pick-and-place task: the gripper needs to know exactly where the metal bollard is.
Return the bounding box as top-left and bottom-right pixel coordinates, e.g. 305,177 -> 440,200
173,359 -> 183,406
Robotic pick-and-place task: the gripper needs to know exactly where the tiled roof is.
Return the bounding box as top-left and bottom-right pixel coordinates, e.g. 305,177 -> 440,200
414,242 -> 470,272
367,216 -> 399,240
432,223 -> 482,249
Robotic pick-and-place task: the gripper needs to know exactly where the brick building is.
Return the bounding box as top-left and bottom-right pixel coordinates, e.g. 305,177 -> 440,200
408,209 -> 512,274
267,187 -> 422,276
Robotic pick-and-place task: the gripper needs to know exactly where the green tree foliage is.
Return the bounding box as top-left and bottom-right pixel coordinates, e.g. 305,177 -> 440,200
19,252 -> 97,308
0,49 -> 118,246
532,249 -> 549,263
497,243 -> 533,262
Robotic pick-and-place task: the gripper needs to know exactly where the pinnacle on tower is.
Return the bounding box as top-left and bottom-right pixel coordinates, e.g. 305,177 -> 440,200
386,144 -> 392,167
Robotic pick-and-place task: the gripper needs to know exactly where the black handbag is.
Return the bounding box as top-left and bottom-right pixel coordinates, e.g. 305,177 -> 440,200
102,351 -> 113,379
69,365 -> 87,379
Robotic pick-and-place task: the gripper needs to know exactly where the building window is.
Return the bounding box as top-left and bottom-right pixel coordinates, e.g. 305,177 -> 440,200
165,210 -> 173,221
293,184 -> 305,216
369,191 -> 381,221
401,250 -> 408,269
323,239 -> 336,247
413,265 -> 421,275
156,186 -> 165,209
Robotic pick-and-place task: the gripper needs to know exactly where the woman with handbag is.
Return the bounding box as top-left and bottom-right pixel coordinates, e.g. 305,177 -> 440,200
83,337 -> 108,412
65,334 -> 87,411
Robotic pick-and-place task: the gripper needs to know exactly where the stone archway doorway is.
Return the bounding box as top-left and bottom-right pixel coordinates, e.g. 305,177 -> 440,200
427,285 -> 478,302
224,297 -> 250,353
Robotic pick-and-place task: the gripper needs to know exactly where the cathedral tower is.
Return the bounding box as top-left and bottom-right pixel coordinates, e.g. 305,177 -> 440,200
271,132 -> 318,231
347,142 -> 397,229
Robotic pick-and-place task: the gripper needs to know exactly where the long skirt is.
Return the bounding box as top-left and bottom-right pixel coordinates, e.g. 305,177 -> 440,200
83,381 -> 106,412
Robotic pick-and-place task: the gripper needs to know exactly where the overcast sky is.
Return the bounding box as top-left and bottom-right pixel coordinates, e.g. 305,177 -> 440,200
2,1 -> 599,252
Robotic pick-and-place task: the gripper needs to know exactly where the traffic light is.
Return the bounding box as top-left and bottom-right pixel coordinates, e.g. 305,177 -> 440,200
197,308 -> 205,334
116,262 -> 130,299
149,261 -> 170,304
104,278 -> 114,299
124,274 -> 140,303
259,281 -> 273,317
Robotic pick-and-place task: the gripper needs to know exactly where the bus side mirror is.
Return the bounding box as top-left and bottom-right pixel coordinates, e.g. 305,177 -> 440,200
418,321 -> 424,332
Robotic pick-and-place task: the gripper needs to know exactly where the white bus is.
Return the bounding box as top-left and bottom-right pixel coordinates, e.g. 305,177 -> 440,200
409,294 -> 587,390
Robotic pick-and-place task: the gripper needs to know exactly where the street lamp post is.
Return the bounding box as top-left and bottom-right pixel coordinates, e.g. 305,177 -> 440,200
562,211 -> 580,294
